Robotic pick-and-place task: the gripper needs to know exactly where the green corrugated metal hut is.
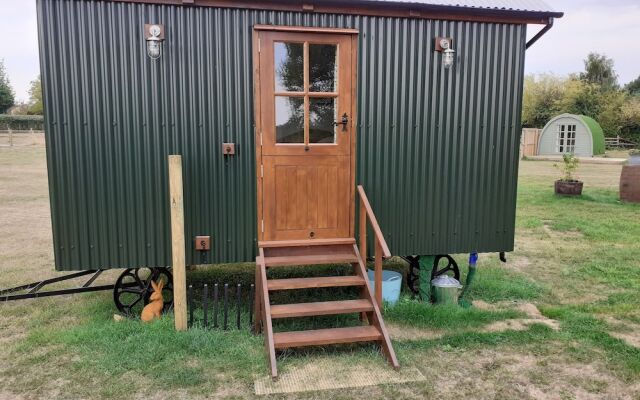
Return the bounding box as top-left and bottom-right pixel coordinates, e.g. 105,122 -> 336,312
37,0 -> 563,271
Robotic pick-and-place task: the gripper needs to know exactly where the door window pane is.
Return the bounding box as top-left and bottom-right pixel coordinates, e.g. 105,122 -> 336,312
309,44 -> 337,92
274,42 -> 304,92
309,98 -> 336,143
276,97 -> 304,143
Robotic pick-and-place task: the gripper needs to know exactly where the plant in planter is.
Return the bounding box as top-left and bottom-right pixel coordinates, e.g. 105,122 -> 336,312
553,153 -> 583,195
629,149 -> 640,166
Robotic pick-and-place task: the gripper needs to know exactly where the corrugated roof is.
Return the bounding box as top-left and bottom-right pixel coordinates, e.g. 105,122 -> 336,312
359,0 -> 557,14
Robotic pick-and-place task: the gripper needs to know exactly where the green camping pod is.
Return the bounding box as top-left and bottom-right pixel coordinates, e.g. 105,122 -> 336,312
538,113 -> 605,157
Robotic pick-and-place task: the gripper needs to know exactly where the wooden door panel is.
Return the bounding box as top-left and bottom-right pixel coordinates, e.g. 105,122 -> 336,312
255,29 -> 356,241
264,155 -> 349,240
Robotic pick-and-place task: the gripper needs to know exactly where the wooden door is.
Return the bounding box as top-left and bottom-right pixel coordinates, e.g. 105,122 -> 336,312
254,28 -> 357,241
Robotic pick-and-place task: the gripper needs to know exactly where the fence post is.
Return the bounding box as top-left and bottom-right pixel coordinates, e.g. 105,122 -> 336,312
169,155 -> 188,331
8,127 -> 13,147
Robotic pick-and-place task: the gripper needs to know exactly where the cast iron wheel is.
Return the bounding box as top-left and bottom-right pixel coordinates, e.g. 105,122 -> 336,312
404,255 -> 461,295
430,255 -> 460,281
403,256 -> 421,296
113,267 -> 174,316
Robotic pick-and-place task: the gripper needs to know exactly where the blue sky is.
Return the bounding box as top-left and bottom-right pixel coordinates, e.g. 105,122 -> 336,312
0,0 -> 639,102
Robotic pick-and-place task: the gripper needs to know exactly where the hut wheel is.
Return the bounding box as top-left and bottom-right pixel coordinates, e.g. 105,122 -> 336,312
113,267 -> 174,316
405,255 -> 460,295
430,255 -> 460,281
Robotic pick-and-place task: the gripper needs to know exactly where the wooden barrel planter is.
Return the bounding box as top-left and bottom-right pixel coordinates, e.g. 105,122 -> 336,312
555,180 -> 583,196
620,166 -> 640,203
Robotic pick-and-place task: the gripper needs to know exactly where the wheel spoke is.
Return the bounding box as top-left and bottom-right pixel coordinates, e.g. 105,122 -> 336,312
119,288 -> 143,294
129,295 -> 144,308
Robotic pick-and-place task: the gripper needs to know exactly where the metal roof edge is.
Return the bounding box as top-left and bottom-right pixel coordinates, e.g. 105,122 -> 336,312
78,0 -> 563,24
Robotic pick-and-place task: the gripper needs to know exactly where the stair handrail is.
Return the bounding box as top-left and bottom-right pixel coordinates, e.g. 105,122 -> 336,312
357,185 -> 391,308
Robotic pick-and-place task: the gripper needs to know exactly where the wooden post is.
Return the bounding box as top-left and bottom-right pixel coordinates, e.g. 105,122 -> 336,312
374,239 -> 383,308
359,200 -> 367,260
8,127 -> 13,147
169,155 -> 187,331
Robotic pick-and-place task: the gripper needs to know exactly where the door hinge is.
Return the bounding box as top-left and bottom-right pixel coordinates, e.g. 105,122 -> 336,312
261,219 -> 264,233
260,164 -> 264,178
260,131 -> 263,146
258,38 -> 261,53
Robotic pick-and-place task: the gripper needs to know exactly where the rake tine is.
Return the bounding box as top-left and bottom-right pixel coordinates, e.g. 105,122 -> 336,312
249,283 -> 255,328
213,283 -> 219,328
236,284 -> 241,329
203,284 -> 209,328
223,283 -> 229,330
188,284 -> 194,328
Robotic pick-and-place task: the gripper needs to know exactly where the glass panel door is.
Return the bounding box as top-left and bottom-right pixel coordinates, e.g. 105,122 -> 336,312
273,40 -> 339,147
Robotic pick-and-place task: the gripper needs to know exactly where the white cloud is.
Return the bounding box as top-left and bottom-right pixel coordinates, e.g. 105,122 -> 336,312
0,0 -> 638,102
526,0 -> 640,85
0,1 -> 39,103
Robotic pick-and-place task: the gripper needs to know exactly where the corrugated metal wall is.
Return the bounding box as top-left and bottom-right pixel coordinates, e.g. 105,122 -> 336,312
38,0 -> 526,270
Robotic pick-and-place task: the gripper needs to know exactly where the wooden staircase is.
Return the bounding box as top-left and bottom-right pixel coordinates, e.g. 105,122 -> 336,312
254,237 -> 399,379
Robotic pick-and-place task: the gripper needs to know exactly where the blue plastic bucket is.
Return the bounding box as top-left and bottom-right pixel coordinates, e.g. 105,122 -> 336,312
366,269 -> 402,305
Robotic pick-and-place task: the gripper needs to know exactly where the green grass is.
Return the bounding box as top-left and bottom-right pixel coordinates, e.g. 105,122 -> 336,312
385,300 -> 522,330
2,151 -> 640,398
13,296 -> 264,397
466,263 -> 547,302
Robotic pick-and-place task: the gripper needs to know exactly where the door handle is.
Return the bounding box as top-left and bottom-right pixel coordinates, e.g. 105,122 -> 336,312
333,113 -> 349,131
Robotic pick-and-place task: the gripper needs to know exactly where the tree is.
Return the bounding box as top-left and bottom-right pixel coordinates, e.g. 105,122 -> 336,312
618,96 -> 640,143
27,75 -> 43,115
625,75 -> 640,96
0,59 -> 15,114
554,78 -> 603,118
579,53 -> 618,91
521,74 -> 565,128
597,90 -> 627,138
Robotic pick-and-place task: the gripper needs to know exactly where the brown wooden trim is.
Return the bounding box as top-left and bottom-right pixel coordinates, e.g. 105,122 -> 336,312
253,29 -> 264,242
270,299 -> 373,318
303,41 -> 310,146
357,185 -> 391,258
90,0 -> 562,25
352,244 -> 400,370
255,24 -> 359,34
253,260 -> 263,333
267,275 -> 365,290
349,33 -> 357,238
259,237 -> 355,247
258,251 -> 278,379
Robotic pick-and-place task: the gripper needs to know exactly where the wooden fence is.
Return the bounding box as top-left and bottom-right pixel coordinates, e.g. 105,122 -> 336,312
0,128 -> 45,147
605,136 -> 638,149
520,128 -> 541,158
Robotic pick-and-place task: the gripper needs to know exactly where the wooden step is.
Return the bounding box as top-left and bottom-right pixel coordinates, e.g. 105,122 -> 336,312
267,276 -> 366,291
263,253 -> 359,267
273,326 -> 382,349
259,238 -> 356,248
270,299 -> 373,319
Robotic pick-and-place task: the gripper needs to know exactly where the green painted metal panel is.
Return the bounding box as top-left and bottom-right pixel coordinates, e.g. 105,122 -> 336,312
579,115 -> 605,155
37,0 -> 526,270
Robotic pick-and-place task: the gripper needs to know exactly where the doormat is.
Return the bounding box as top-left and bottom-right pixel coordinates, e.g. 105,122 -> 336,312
254,361 -> 426,395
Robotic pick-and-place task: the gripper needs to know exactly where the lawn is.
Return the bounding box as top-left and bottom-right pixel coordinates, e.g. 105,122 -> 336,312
1,146 -> 639,399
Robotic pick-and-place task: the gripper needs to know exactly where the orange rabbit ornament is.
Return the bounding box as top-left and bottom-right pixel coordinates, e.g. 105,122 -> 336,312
141,279 -> 164,322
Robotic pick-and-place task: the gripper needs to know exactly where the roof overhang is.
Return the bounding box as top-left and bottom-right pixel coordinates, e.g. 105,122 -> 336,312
91,0 -> 564,25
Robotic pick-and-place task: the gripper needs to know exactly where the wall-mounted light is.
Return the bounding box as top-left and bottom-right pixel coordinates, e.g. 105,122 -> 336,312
435,37 -> 455,69
144,24 -> 164,60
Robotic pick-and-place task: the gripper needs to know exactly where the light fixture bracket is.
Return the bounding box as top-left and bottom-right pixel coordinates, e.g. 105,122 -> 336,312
144,24 -> 165,60
435,37 -> 453,52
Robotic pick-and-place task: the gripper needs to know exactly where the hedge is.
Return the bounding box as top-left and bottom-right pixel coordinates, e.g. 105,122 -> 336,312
0,114 -> 45,131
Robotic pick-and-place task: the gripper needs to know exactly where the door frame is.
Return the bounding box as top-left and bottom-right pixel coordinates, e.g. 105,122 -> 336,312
252,25 -> 359,242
